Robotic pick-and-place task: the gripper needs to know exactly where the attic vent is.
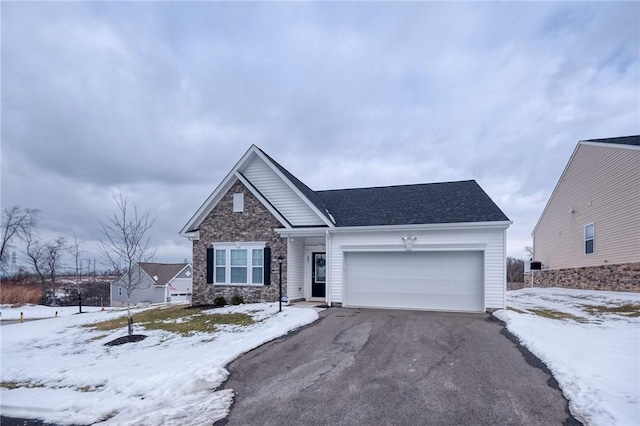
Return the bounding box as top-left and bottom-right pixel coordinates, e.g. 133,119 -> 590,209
153,275 -> 159,281
233,193 -> 244,212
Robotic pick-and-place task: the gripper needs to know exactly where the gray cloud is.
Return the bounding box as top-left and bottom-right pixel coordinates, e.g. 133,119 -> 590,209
2,1 -> 638,267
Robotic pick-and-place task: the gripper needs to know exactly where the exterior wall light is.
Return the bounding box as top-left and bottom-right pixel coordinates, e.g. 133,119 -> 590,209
402,236 -> 417,251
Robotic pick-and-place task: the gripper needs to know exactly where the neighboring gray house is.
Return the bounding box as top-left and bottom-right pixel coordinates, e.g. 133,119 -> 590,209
532,135 -> 640,292
180,145 -> 511,313
111,263 -> 192,307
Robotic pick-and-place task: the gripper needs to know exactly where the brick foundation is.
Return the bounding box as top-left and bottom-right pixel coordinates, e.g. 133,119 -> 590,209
528,262 -> 640,292
192,180 -> 287,305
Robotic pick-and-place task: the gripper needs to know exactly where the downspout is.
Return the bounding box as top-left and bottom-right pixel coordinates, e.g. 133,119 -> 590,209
286,237 -> 291,301
503,228 -> 507,310
326,229 -> 332,306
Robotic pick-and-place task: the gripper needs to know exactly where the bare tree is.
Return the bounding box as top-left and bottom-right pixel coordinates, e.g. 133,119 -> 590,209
525,246 -> 534,261
24,233 -> 66,305
45,237 -> 67,306
506,257 -> 525,283
1,206 -> 39,274
25,232 -> 47,302
68,234 -> 85,306
99,191 -> 155,335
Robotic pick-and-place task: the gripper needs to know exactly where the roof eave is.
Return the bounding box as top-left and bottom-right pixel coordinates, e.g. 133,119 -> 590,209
579,140 -> 640,151
277,220 -> 512,236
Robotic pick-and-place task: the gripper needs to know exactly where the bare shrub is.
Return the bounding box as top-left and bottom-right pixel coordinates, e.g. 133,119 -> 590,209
0,283 -> 42,305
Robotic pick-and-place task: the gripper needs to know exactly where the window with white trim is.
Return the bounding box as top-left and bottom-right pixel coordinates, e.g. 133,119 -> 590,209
214,245 -> 264,285
584,223 -> 594,254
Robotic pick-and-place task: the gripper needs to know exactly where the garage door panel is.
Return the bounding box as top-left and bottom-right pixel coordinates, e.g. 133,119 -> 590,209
345,251 -> 484,312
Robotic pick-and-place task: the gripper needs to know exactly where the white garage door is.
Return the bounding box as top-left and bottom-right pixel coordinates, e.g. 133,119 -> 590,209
345,251 -> 484,312
169,293 -> 191,302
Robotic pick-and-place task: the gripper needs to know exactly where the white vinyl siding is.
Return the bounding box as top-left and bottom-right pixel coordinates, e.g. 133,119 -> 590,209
242,157 -> 326,226
328,227 -> 507,311
534,144 -> 640,269
287,238 -> 305,301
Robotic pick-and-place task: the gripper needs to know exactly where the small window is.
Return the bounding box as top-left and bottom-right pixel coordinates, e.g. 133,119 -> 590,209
585,223 -> 594,254
233,193 -> 244,212
215,249 -> 226,283
252,249 -> 263,284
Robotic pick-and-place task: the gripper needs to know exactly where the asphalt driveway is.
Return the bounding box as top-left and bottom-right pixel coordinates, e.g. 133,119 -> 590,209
218,308 -> 580,426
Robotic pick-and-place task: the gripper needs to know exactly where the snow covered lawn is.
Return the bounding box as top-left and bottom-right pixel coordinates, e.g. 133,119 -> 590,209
1,303 -> 318,425
1,304 -> 105,320
494,288 -> 640,426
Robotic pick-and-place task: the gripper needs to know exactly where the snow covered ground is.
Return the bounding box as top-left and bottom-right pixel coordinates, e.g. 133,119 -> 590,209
0,303 -> 318,425
494,288 -> 640,426
1,304 -> 105,321
3,290 -> 638,426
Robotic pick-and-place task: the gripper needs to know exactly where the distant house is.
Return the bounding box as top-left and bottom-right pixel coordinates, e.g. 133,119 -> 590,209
532,135 -> 640,292
180,145 -> 511,313
110,263 -> 192,306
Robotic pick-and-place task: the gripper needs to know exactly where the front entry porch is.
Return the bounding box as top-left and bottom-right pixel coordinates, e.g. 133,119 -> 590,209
283,233 -> 328,304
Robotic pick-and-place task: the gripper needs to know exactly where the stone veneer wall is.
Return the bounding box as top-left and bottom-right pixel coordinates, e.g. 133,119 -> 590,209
192,180 -> 287,305
529,262 -> 640,292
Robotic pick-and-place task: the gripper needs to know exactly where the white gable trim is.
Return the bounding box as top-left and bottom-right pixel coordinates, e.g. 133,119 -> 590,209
181,145 -> 331,236
235,172 -> 292,228
167,263 -> 193,284
180,147 -> 257,236
135,263 -> 155,285
253,149 -> 335,227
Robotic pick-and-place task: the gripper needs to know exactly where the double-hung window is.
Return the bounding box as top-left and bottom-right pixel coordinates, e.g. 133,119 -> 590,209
214,244 -> 265,285
584,223 -> 594,254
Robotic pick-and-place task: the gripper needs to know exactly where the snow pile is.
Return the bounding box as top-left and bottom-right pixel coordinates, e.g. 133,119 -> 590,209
494,288 -> 640,426
1,303 -> 319,425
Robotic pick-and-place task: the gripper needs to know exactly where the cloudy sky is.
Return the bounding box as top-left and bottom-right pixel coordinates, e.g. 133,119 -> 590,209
2,1 -> 638,271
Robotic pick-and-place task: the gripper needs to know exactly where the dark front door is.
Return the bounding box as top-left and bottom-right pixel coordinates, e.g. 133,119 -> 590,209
312,252 -> 326,298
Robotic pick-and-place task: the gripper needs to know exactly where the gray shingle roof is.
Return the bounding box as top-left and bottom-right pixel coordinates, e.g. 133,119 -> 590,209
316,180 -> 510,226
257,148 -> 509,226
583,135 -> 640,146
138,263 -> 189,286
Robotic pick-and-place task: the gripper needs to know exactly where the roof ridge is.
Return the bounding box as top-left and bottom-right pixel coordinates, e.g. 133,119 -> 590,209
316,180 -> 476,193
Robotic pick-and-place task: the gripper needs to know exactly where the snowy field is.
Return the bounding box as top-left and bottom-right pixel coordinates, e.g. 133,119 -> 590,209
1,303 -> 318,425
495,288 -> 640,426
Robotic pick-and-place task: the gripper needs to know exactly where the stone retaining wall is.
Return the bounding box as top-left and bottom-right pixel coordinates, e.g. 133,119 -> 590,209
528,262 -> 640,292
